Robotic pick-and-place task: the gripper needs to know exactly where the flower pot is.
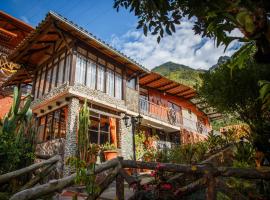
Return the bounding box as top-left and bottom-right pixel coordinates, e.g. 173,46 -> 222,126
103,150 -> 118,160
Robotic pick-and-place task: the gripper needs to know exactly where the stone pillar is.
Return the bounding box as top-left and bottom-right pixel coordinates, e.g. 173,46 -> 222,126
64,97 -> 80,175
119,114 -> 134,159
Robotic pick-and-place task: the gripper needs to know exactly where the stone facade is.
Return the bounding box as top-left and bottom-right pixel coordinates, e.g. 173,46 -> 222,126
70,84 -> 125,109
31,83 -> 69,108
119,113 -> 134,159
64,97 -> 80,175
126,87 -> 139,112
35,138 -> 65,178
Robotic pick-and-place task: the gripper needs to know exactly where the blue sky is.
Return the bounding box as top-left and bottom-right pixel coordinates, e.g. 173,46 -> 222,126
1,0 -> 136,42
1,0 -> 240,69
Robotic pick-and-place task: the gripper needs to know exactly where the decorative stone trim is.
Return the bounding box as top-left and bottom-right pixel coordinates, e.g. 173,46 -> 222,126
31,83 -> 70,108
70,83 -> 126,109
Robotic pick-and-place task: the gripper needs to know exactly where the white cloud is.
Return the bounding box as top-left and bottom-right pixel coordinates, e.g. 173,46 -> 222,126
110,20 -> 242,70
20,16 -> 30,24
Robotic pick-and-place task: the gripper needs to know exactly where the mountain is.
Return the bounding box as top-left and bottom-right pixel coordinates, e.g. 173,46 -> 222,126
209,56 -> 230,71
152,61 -> 206,87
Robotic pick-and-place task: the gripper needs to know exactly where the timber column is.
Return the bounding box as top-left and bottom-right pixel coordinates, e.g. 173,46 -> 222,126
64,97 -> 80,176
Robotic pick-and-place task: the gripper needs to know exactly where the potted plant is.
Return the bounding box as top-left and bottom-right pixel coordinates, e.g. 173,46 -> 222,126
86,143 -> 100,164
101,142 -> 118,161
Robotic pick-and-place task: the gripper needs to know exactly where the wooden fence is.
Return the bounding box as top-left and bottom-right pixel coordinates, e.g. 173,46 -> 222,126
3,155 -> 270,200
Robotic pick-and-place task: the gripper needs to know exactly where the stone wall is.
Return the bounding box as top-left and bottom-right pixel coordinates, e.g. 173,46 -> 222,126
126,87 -> 139,112
119,113 -> 134,159
31,83 -> 69,108
70,84 -> 125,109
64,97 -> 80,175
35,138 -> 65,178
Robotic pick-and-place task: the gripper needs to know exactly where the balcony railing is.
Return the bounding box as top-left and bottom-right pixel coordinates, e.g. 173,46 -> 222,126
139,97 -> 209,135
139,97 -> 183,126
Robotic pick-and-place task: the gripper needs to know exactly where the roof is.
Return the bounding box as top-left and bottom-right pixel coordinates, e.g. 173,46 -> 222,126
0,11 -> 34,54
139,72 -> 196,99
8,11 -> 149,74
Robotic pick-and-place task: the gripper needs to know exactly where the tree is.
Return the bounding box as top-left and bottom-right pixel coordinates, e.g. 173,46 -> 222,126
198,55 -> 270,154
114,0 -> 270,62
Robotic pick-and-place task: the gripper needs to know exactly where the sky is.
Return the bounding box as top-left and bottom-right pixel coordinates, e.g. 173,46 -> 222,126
1,0 -> 240,70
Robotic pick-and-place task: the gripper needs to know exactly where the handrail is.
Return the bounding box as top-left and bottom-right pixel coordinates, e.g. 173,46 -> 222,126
139,98 -> 209,134
139,97 -> 182,126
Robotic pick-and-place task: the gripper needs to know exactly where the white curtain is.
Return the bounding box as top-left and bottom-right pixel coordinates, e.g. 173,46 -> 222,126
97,65 -> 105,91
115,73 -> 122,99
86,60 -> 96,89
106,69 -> 114,96
75,55 -> 86,84
64,55 -> 70,83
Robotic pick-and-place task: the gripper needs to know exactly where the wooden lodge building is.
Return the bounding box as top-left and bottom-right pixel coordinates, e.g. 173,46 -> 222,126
0,11 -> 34,117
1,11 -> 211,162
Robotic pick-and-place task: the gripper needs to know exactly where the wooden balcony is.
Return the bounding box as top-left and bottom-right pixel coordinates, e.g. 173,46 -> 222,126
139,97 -> 183,126
139,97 -> 209,135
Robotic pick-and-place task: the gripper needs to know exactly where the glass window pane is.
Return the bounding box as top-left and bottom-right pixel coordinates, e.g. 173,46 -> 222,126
106,69 -> 114,96
45,68 -> 52,94
75,55 -> 86,85
64,55 -> 70,83
86,59 -> 96,89
97,65 -> 105,92
115,73 -> 122,99
39,70 -> 46,97
127,78 -> 136,89
34,70 -> 40,98
57,59 -> 64,86
51,65 -> 57,90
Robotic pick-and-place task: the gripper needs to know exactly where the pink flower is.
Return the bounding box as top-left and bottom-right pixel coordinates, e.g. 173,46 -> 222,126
160,183 -> 173,191
156,163 -> 165,169
150,171 -> 156,177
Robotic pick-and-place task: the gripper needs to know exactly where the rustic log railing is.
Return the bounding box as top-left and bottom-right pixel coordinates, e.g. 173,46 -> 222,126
7,156 -> 270,200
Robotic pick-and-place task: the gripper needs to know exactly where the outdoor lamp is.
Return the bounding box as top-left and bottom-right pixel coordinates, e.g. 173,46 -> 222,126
122,114 -> 130,127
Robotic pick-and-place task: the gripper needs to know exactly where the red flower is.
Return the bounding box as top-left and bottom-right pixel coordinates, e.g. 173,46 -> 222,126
150,171 -> 156,177
156,163 -> 165,169
160,183 -> 173,191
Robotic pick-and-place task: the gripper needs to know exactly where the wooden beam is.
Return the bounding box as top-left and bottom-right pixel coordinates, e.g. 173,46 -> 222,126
156,81 -> 174,89
163,84 -> 179,92
141,77 -> 162,86
182,91 -> 196,97
173,88 -> 191,95
23,45 -> 51,57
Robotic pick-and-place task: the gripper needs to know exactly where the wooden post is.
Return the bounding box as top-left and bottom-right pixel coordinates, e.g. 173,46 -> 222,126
116,157 -> 124,200
206,174 -> 216,200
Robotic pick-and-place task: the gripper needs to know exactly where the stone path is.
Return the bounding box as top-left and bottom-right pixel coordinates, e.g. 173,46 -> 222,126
59,181 -> 134,200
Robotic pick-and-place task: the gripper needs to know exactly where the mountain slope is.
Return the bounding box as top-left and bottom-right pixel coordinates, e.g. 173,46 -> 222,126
152,61 -> 205,87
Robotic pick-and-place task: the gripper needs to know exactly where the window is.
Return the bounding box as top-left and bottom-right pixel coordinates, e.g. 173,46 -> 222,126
39,70 -> 46,97
34,70 -> 41,98
36,106 -> 67,142
64,55 -> 71,83
75,52 -> 124,99
127,77 -> 136,89
97,64 -> 105,92
106,69 -> 114,96
86,59 -> 96,89
75,55 -> 86,84
89,112 -> 111,145
115,73 -> 122,99
57,58 -> 65,86
51,64 -> 57,90
45,67 -> 52,94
